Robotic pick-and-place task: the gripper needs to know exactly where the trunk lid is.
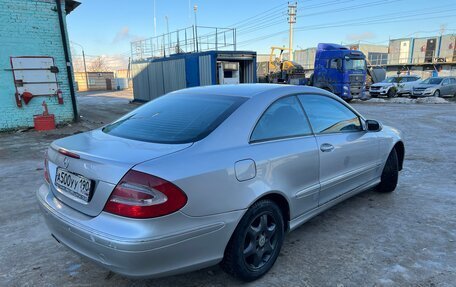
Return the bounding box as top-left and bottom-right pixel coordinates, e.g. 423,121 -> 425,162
46,129 -> 192,216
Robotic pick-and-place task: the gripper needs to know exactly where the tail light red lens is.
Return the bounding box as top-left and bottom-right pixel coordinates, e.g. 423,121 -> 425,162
44,157 -> 50,184
103,170 -> 187,219
58,148 -> 80,159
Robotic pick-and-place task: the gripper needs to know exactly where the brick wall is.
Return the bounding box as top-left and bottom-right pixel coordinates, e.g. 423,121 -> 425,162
0,0 -> 76,131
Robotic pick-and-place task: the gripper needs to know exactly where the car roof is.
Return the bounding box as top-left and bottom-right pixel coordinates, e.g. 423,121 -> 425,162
170,84 -> 331,99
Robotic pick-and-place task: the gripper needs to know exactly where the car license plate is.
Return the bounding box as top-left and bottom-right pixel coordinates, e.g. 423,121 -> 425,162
55,168 -> 92,202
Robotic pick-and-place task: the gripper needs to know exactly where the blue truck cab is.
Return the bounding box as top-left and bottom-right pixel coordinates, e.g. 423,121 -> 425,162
312,43 -> 367,101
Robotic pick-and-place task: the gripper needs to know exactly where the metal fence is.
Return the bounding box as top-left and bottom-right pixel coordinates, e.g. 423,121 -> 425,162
131,26 -> 236,61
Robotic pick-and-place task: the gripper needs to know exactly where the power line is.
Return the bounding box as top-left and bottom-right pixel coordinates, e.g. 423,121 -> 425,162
236,0 -> 403,38
295,8 -> 456,31
237,9 -> 456,47
228,1 -> 288,28
297,0 -> 402,19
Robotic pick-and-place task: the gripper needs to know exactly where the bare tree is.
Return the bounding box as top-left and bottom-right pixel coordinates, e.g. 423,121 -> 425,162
88,56 -> 109,72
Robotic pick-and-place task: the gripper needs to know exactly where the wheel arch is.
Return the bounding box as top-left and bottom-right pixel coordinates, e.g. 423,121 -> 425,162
250,192 -> 291,232
222,191 -> 291,260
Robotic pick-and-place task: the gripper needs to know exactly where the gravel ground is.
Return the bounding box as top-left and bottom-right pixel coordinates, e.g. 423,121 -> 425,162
1,90 -> 455,287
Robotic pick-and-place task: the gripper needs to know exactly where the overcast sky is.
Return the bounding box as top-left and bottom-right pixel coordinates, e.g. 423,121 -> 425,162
66,0 -> 456,58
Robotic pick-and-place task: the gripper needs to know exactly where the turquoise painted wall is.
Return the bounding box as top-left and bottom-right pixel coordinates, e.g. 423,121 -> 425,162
0,0 -> 76,131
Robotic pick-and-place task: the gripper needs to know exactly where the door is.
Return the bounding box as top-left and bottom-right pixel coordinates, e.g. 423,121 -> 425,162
326,58 -> 341,90
298,94 -> 380,205
105,78 -> 112,90
250,96 -> 320,217
450,78 -> 456,96
440,78 -> 453,96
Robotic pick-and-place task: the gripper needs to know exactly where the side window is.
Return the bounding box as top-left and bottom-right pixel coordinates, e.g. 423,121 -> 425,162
442,79 -> 450,85
450,78 -> 456,84
298,95 -> 362,134
251,96 -> 312,142
329,59 -> 339,69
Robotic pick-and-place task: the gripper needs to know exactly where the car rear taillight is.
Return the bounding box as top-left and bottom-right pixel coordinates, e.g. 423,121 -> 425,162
44,157 -> 50,184
103,170 -> 187,219
58,148 -> 80,159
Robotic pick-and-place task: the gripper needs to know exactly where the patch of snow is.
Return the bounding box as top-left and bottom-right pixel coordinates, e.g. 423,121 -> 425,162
416,97 -> 449,104
389,98 -> 415,104
366,98 -> 387,103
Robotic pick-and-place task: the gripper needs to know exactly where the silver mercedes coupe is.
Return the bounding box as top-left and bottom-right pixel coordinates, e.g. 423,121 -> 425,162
37,84 -> 404,281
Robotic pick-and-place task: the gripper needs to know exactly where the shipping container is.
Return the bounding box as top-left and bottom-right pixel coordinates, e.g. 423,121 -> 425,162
131,50 -> 256,102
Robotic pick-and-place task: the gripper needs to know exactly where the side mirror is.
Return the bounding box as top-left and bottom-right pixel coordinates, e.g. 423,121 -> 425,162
365,119 -> 382,132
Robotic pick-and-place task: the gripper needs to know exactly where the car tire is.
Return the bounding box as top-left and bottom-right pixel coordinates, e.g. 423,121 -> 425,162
387,88 -> 397,98
433,90 -> 441,97
376,148 -> 399,193
221,199 -> 285,282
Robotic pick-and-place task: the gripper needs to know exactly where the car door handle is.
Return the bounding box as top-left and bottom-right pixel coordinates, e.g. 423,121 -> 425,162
320,143 -> 334,152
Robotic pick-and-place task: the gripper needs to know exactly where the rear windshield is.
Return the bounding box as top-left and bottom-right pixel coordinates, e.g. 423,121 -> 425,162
103,94 -> 247,144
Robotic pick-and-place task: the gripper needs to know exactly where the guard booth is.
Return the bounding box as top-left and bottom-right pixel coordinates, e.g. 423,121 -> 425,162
131,50 -> 257,102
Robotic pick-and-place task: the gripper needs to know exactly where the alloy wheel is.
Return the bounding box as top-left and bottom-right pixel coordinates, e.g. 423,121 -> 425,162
243,212 -> 278,270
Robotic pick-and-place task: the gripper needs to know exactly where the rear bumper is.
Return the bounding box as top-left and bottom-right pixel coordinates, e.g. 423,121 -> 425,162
37,184 -> 244,278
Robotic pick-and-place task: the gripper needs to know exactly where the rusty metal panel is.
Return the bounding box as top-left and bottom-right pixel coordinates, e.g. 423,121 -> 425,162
199,55 -> 212,86
162,59 -> 186,93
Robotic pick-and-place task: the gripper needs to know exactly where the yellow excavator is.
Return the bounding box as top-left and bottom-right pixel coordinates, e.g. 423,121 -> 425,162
267,46 -> 306,85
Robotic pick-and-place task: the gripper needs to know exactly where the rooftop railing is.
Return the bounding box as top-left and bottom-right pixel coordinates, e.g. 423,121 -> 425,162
131,26 -> 236,62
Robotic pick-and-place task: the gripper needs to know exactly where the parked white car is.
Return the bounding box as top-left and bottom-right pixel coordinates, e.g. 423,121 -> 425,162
369,75 -> 421,97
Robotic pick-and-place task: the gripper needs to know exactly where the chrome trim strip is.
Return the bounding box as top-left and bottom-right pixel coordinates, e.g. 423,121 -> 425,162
289,177 -> 381,231
320,162 -> 380,191
295,183 -> 320,199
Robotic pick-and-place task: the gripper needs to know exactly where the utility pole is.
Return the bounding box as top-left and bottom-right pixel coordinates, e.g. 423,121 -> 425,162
71,41 -> 89,91
153,0 -> 157,37
288,2 -> 297,61
188,0 -> 191,25
194,4 -> 198,52
165,16 -> 170,54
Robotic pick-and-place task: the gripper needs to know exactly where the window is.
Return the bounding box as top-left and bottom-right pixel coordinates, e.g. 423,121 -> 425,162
421,78 -> 443,85
383,77 -> 398,83
367,52 -> 388,65
224,70 -> 233,78
329,59 -> 340,69
251,96 -> 312,142
442,79 -> 450,85
298,95 -> 362,134
103,94 -> 247,144
450,78 -> 456,84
